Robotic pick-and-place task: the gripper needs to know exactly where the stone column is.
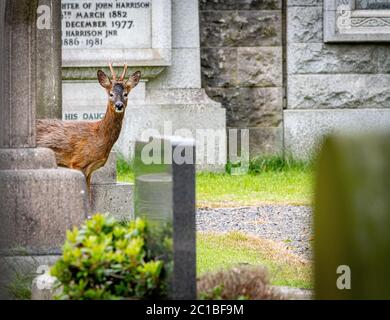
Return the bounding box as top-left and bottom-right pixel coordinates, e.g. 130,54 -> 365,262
0,0 -> 39,148
0,0 -> 88,299
36,0 -> 62,119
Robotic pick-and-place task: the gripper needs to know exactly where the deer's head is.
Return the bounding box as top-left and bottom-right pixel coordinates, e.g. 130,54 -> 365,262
97,63 -> 141,114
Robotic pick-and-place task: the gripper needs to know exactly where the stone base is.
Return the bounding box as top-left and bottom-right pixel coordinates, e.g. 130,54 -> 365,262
90,183 -> 134,221
284,109 -> 390,159
0,167 -> 88,253
0,148 -> 57,170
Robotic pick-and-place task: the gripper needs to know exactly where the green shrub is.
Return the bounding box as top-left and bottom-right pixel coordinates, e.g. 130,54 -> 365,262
51,214 -> 171,300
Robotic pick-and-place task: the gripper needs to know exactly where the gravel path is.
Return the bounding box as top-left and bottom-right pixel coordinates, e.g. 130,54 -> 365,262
196,205 -> 313,260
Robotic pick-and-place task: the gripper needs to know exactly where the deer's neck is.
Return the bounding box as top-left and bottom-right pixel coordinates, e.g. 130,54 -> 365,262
98,103 -> 124,152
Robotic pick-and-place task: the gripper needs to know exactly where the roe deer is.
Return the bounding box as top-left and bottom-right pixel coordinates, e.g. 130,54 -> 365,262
37,64 -> 141,195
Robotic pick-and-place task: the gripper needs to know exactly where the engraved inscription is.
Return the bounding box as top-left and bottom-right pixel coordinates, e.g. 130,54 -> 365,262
62,0 -> 152,49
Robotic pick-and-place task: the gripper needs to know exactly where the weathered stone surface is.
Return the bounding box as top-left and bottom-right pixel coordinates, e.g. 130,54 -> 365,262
206,87 -> 283,127
148,48 -> 201,89
90,183 -> 134,221
0,0 -> 38,148
228,126 -> 283,157
284,109 -> 390,159
172,0 -> 199,48
146,88 -> 221,106
238,47 -> 282,87
201,48 -> 237,88
376,46 -> 390,73
36,0 -> 62,120
247,126 -> 283,157
287,6 -> 322,43
199,0 -> 282,10
288,75 -> 390,109
200,10 -> 281,47
288,0 -> 322,6
0,148 -> 57,170
0,168 -> 88,254
288,43 -> 379,74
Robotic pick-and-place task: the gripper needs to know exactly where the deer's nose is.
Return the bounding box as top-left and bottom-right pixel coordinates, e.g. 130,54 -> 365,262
115,102 -> 124,113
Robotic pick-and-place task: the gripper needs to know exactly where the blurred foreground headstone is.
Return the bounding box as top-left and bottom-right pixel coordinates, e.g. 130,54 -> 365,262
315,134 -> 390,299
134,136 -> 196,300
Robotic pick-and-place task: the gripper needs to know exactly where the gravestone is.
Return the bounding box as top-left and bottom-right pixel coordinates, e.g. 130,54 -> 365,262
315,134 -> 390,299
0,0 -> 88,299
61,0 -> 226,171
134,136 -> 196,300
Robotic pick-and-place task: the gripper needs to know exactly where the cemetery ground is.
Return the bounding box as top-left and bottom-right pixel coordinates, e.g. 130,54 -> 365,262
118,156 -> 314,290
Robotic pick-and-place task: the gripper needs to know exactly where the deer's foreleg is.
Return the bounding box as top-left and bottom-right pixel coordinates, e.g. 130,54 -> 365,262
86,174 -> 92,203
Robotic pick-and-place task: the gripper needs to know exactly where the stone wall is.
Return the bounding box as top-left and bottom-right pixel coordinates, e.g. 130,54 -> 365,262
285,0 -> 390,158
199,0 -> 283,157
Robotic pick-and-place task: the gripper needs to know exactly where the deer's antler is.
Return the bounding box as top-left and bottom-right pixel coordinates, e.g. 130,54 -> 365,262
120,63 -> 128,81
109,63 -> 117,81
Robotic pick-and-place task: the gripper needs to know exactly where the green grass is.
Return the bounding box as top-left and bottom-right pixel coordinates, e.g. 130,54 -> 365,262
197,232 -> 313,289
117,157 -> 135,182
197,169 -> 312,207
117,155 -> 314,207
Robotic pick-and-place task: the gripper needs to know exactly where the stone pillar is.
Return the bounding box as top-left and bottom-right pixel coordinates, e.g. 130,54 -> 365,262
36,0 -> 62,119
0,0 -> 38,148
0,0 -> 88,299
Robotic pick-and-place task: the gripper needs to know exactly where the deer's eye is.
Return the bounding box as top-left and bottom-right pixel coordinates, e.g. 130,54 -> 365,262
123,93 -> 128,98
109,93 -> 114,98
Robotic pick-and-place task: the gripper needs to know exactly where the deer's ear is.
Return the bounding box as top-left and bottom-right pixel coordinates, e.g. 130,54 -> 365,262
126,71 -> 141,90
97,70 -> 111,89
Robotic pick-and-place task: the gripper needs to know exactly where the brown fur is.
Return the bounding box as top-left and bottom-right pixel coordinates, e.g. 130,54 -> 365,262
36,65 -> 141,195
